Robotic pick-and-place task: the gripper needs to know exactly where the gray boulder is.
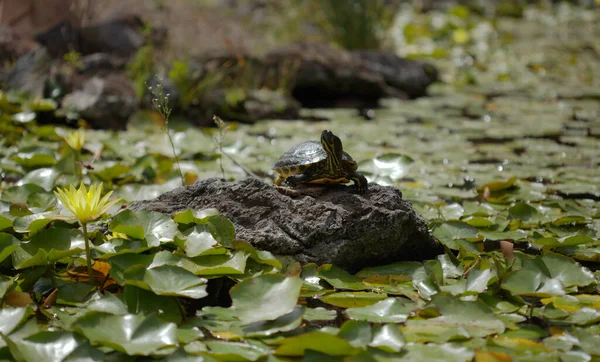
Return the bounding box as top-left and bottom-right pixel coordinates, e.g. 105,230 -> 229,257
61,74 -> 138,130
4,46 -> 52,97
130,178 -> 443,272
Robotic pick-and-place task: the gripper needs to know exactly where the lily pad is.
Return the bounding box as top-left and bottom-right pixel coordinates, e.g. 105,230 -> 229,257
502,252 -> 595,297
73,312 -> 177,355
230,274 -> 303,324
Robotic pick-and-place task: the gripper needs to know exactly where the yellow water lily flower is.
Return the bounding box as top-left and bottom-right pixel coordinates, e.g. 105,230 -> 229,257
54,183 -> 120,224
64,128 -> 86,151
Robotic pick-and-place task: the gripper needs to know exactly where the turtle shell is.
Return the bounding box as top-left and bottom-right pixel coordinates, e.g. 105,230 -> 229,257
272,141 -> 355,171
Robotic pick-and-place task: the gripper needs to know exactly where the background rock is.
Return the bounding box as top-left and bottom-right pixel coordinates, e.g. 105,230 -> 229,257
61,74 -> 138,130
131,178 -> 443,272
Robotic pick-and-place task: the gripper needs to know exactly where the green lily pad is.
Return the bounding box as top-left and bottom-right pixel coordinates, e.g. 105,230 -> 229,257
11,148 -> 56,168
401,342 -> 474,362
304,307 -> 337,322
173,208 -> 220,224
369,324 -> 405,353
242,306 -> 304,337
275,331 -> 359,357
321,292 -> 388,308
124,286 -> 182,324
231,274 -> 303,324
12,213 -> 53,235
0,215 -> 12,231
502,252 -> 595,297
0,233 -> 20,263
110,210 -> 177,246
178,225 -> 221,257
432,222 -> 479,249
0,307 -> 33,336
207,215 -> 236,247
1,184 -> 46,203
12,227 -> 84,269
10,331 -> 98,362
233,241 -> 281,269
317,264 -> 366,291
73,312 -> 177,355
204,340 -> 269,361
124,265 -> 208,299
20,168 -> 60,191
403,294 -> 505,342
91,162 -> 132,182
339,320 -> 372,348
345,298 -> 415,323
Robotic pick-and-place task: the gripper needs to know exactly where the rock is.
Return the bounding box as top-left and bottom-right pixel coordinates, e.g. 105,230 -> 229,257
4,46 -> 52,97
0,27 -> 37,63
130,178 -> 443,272
33,15 -> 163,58
76,15 -> 147,57
354,51 -> 439,98
61,74 -> 138,130
204,43 -> 439,109
196,88 -> 301,125
34,21 -> 77,57
265,43 -> 390,108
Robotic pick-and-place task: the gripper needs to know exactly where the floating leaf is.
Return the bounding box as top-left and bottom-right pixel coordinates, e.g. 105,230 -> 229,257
73,312 -> 177,355
502,252 -> 595,297
275,332 -> 358,357
317,264 -> 366,291
205,340 -> 269,361
401,342 -> 474,362
180,225 -> 220,257
345,298 -> 414,323
304,307 -> 337,322
0,307 -> 32,336
12,228 -> 84,269
124,265 -> 208,299
231,274 -> 302,324
0,233 -> 20,263
1,184 -> 46,203
110,210 -> 177,246
432,222 -> 479,249
321,292 -> 388,308
232,239 -> 282,268
10,331 -> 97,362
369,324 -> 405,352
339,320 -> 372,348
207,215 -> 235,247
242,306 -> 304,337
403,294 -> 505,342
509,202 -> 540,222
12,213 -> 53,235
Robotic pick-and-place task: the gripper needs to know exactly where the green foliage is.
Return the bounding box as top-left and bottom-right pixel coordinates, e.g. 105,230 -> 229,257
309,0 -> 399,50
1,3 -> 600,360
127,45 -> 155,100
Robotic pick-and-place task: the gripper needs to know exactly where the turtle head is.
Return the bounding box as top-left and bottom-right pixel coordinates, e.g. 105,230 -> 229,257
321,130 -> 343,170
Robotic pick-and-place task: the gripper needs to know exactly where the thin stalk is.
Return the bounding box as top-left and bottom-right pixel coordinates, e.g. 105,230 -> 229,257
166,128 -> 185,185
81,222 -> 94,284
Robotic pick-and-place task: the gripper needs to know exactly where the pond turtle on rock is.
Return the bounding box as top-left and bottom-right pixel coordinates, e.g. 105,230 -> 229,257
272,130 -> 368,193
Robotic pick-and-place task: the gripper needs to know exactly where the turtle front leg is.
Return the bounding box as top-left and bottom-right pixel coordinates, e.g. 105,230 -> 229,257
274,176 -> 286,186
348,172 -> 368,193
283,173 -> 311,186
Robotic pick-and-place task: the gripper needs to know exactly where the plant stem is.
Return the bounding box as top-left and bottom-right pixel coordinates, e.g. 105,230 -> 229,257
81,222 -> 94,284
166,128 -> 185,186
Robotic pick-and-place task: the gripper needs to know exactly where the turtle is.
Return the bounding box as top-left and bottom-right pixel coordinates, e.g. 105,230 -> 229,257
272,130 -> 368,193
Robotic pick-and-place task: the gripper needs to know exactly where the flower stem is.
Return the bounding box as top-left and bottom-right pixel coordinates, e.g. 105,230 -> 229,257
81,222 -> 94,284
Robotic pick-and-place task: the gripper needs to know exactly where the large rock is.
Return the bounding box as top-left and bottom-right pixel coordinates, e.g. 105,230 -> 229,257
203,43 -> 438,108
4,46 -> 52,97
130,178 -> 443,272
61,74 -> 138,130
